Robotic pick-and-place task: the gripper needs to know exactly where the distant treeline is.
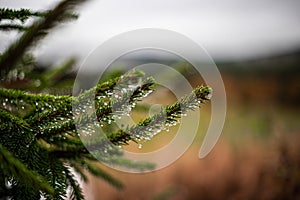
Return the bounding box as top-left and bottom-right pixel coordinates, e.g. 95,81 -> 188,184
217,49 -> 300,106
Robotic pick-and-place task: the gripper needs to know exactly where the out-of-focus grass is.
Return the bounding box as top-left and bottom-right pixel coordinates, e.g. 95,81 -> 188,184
86,93 -> 299,200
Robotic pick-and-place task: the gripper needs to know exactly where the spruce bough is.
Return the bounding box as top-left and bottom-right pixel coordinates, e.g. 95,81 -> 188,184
0,1 -> 212,199
0,70 -> 211,199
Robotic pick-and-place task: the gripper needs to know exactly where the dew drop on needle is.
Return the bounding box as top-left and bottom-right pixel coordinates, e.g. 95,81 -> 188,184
138,144 -> 143,149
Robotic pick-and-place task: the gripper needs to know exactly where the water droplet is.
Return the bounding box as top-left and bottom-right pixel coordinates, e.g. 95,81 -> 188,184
19,72 -> 25,80
34,80 -> 41,87
138,144 -> 143,149
206,93 -> 212,99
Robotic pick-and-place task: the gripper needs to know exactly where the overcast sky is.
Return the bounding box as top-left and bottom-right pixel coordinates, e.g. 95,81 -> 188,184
1,0 -> 300,62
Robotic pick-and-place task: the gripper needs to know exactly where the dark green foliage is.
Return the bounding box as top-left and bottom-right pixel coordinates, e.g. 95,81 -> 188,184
0,24 -> 28,31
0,0 -> 212,199
107,85 -> 211,145
0,0 -> 82,75
0,8 -> 44,22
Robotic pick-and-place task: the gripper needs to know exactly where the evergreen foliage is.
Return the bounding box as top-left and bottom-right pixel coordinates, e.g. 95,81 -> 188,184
0,1 -> 212,199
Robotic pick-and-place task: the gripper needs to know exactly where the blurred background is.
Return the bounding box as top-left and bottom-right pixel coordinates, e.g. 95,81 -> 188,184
1,0 -> 300,199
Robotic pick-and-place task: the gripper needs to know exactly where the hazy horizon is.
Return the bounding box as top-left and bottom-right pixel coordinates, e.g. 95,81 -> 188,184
1,0 -> 300,64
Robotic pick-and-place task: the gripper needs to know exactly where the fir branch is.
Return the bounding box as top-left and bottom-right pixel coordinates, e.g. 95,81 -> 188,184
42,58 -> 77,87
47,158 -> 68,200
37,76 -> 154,142
1,53 -> 212,200
0,8 -> 44,22
64,167 -> 84,200
0,87 -> 71,105
0,0 -> 86,74
95,76 -> 155,123
69,85 -> 211,172
44,85 -> 211,164
30,70 -> 154,140
68,162 -> 88,182
0,24 -> 28,31
0,108 -> 29,130
107,86 -> 212,145
91,152 -> 156,171
0,144 -> 54,195
21,69 -> 146,127
79,160 -> 123,189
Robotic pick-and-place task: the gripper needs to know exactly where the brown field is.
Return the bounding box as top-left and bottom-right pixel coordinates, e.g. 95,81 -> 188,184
84,126 -> 300,200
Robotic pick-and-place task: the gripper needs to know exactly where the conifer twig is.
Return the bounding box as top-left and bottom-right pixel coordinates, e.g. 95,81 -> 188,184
108,86 -> 212,145
0,0 -> 86,74
0,8 -> 44,22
